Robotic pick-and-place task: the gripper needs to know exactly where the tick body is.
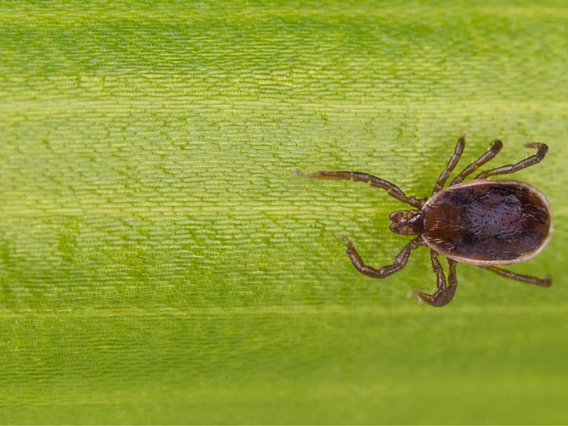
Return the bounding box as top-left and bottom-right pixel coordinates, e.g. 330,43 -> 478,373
298,136 -> 552,307
422,180 -> 552,265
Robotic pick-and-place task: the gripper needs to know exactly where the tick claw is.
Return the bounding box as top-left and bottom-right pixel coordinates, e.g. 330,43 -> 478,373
292,169 -> 305,177
416,292 -> 430,304
406,289 -> 420,299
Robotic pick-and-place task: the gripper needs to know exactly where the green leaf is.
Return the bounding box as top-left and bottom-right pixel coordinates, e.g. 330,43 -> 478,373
1,1 -> 568,423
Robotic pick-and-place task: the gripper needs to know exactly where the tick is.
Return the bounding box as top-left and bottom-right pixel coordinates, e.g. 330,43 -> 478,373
296,135 -> 553,307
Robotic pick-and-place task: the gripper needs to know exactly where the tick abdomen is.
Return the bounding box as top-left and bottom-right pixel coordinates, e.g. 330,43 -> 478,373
422,180 -> 552,265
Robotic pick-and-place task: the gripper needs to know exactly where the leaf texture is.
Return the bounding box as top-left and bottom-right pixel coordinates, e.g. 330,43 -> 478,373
1,1 -> 568,423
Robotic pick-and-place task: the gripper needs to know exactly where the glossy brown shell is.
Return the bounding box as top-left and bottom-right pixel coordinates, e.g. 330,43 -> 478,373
422,180 -> 553,265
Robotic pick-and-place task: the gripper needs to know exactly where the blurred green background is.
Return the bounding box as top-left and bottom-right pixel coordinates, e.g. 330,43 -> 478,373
1,1 -> 567,424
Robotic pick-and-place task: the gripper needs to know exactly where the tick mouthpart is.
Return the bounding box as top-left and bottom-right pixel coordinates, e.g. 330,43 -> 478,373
389,210 -> 424,235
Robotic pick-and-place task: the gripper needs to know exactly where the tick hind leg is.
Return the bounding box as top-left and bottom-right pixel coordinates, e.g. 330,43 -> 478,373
450,139 -> 503,186
474,142 -> 548,180
481,265 -> 551,287
295,170 -> 425,209
340,235 -> 422,278
417,253 -> 458,307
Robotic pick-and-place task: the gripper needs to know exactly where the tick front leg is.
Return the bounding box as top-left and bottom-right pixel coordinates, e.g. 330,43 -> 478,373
432,134 -> 466,194
481,265 -> 551,287
417,254 -> 458,307
296,170 -> 425,209
475,142 -> 548,179
340,235 -> 422,279
450,139 -> 503,185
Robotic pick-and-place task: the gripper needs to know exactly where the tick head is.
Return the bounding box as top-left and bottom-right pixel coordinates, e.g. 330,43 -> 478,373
389,210 -> 424,235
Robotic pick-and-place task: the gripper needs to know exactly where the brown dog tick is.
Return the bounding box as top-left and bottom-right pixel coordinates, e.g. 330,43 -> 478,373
296,135 -> 552,307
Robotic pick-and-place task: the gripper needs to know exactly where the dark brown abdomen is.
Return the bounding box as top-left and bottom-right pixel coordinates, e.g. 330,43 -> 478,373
422,180 -> 552,265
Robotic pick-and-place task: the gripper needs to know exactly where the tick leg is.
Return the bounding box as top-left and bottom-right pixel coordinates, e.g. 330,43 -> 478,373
340,235 -> 422,278
432,134 -> 465,194
297,170 -> 425,209
450,139 -> 503,186
481,265 -> 551,287
417,254 -> 458,307
474,142 -> 548,179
